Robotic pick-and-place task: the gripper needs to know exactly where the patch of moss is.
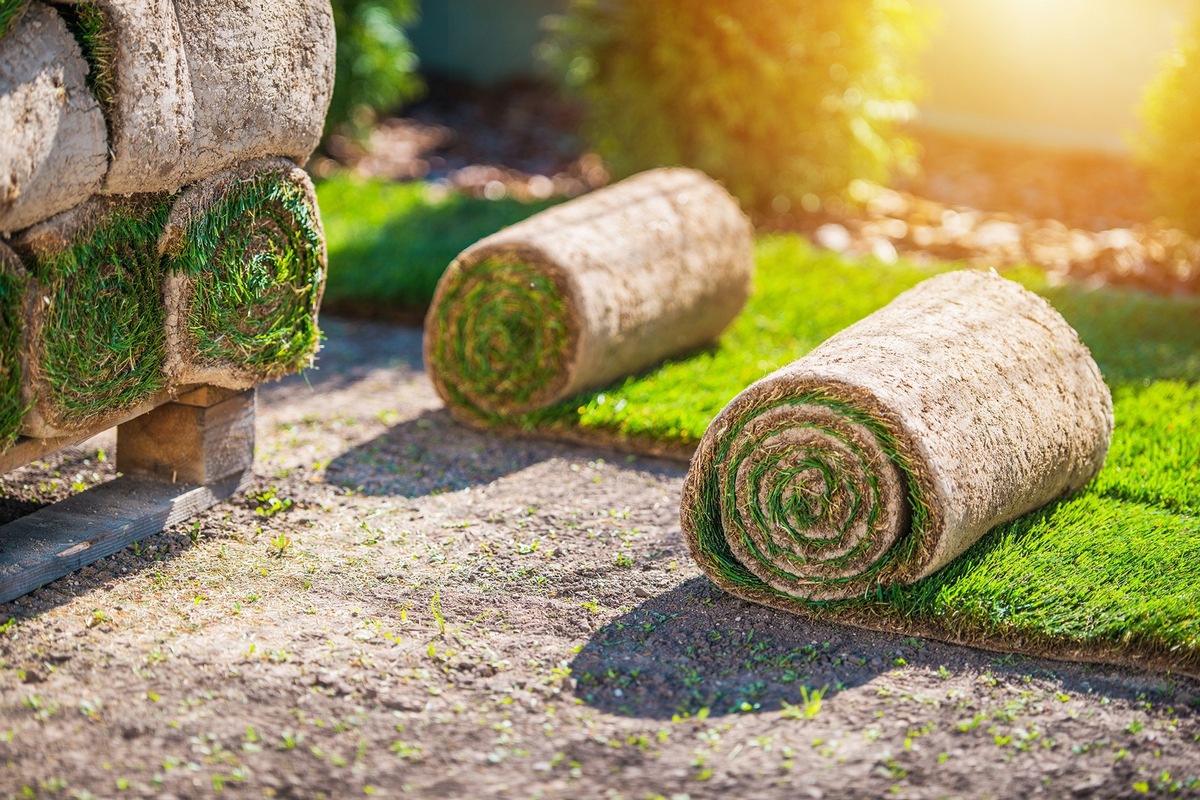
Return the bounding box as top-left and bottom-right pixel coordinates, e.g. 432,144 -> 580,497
168,173 -> 325,379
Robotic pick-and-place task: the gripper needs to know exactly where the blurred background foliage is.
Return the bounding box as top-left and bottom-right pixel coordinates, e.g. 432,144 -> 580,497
327,0 -> 424,137
323,0 -> 1200,236
538,0 -> 927,216
1138,5 -> 1200,237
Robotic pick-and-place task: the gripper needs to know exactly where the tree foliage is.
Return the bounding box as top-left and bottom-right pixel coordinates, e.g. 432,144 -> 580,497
541,0 -> 925,215
1138,10 -> 1200,235
328,0 -> 423,137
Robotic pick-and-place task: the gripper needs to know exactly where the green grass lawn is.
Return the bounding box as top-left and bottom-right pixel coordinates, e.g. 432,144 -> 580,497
319,182 -> 1200,673
318,176 -> 555,314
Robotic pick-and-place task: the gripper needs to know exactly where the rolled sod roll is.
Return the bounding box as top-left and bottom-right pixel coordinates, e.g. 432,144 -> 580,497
0,1 -> 108,234
0,240 -> 27,451
53,0 -> 333,195
13,195 -> 169,438
425,168 -> 755,419
159,158 -> 326,389
173,0 -> 335,175
681,270 -> 1113,603
51,0 -> 194,195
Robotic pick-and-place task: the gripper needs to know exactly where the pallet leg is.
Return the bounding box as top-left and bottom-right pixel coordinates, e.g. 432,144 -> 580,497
0,388 -> 256,605
117,387 -> 256,485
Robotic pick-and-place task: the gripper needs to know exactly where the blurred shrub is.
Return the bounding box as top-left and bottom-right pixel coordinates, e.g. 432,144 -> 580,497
541,0 -> 925,216
328,0 -> 423,137
1138,11 -> 1200,236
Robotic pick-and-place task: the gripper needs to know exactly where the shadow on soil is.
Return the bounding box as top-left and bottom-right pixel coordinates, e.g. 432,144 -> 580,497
570,577 -> 1197,720
325,409 -> 545,497
326,408 -> 684,499
264,316 -> 425,400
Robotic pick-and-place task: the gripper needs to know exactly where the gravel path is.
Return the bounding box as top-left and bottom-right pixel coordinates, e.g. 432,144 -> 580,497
0,318 -> 1197,799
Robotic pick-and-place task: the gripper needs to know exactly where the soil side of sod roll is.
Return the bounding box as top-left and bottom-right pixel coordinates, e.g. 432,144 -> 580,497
51,0 -> 333,196
13,194 -> 169,438
682,269 -> 1113,602
159,158 -> 327,389
173,0 -> 335,176
426,167 -> 755,420
0,1 -> 108,234
52,0 -> 194,194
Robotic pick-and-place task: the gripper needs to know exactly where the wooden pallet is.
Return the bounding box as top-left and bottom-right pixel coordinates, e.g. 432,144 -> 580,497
0,387 -> 255,604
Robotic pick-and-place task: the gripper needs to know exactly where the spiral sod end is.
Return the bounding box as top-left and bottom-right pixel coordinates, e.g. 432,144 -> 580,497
427,255 -> 577,419
16,196 -> 170,433
164,161 -> 326,385
0,243 -> 26,451
684,386 -> 937,604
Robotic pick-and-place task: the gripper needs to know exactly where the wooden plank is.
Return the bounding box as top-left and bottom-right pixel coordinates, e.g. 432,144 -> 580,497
0,470 -> 250,604
173,385 -> 241,408
116,389 -> 256,485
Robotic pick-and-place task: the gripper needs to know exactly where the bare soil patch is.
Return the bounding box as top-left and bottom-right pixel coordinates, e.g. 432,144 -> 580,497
0,317 -> 1197,799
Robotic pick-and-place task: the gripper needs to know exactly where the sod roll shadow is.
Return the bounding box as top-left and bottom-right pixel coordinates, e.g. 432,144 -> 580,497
0,1 -> 108,234
160,158 -> 326,388
682,270 -> 1114,603
0,240 -> 27,451
425,168 -> 754,420
14,195 -> 168,437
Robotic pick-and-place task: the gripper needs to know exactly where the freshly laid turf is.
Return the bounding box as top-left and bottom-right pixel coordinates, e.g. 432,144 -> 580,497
519,237 -> 1200,673
316,176 -> 555,315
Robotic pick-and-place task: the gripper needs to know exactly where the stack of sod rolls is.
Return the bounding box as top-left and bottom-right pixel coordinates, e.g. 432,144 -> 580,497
0,0 -> 332,448
681,270 -> 1114,606
425,167 -> 755,427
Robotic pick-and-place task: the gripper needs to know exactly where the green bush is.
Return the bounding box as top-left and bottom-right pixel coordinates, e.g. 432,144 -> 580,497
541,0 -> 925,216
1138,9 -> 1200,235
327,0 -> 423,137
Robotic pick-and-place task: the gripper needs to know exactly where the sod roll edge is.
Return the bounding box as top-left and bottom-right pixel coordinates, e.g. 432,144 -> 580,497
14,194 -> 169,438
425,167 -> 755,420
681,269 -> 1114,603
0,0 -> 29,40
0,1 -> 108,234
173,0 -> 334,175
52,0 -> 333,196
0,240 -> 27,451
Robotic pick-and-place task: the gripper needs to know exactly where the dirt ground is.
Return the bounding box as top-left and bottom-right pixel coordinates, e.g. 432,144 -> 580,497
0,317 -> 1197,799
